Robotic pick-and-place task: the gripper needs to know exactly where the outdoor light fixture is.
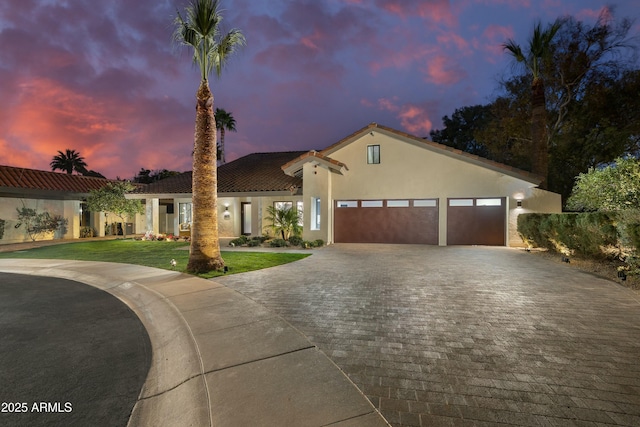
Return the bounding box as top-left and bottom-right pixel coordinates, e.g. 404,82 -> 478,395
562,255 -> 570,263
516,200 -> 523,208
618,270 -> 627,281
223,206 -> 231,219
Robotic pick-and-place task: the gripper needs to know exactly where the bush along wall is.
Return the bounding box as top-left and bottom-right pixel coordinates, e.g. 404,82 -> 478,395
517,211 -> 640,276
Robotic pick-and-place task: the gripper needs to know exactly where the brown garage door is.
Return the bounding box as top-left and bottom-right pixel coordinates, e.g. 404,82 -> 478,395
334,199 -> 438,244
447,197 -> 506,246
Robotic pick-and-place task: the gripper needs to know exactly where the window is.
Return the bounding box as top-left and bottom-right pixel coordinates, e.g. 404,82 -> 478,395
361,200 -> 383,207
476,198 -> 502,206
296,201 -> 304,226
336,200 -> 358,208
414,199 -> 437,207
179,203 -> 192,230
311,198 -> 321,230
387,200 -> 409,207
449,199 -> 474,207
367,144 -> 380,164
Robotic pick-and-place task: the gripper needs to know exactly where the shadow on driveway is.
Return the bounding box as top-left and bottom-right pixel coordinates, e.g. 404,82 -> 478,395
0,272 -> 151,427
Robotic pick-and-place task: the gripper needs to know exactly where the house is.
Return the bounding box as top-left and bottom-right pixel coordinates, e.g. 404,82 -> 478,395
131,123 -> 561,246
0,165 -> 116,243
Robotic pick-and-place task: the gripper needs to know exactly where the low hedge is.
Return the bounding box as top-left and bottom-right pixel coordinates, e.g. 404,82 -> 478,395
517,212 -> 621,258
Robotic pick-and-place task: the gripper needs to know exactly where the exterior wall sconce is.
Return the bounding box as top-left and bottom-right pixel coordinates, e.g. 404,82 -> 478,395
516,200 -> 523,208
223,203 -> 231,220
618,269 -> 627,281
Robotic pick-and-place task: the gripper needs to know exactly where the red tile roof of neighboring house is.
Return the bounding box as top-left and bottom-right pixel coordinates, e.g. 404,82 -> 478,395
134,151 -> 306,195
0,165 -> 112,195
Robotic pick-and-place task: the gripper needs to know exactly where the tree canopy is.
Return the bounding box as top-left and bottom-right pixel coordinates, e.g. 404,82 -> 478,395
567,157 -> 640,212
85,181 -> 144,238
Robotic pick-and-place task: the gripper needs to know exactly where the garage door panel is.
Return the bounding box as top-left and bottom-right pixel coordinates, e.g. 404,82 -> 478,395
447,198 -> 505,246
334,200 -> 438,244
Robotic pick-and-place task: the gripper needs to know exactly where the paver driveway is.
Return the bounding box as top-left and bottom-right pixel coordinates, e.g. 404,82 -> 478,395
217,244 -> 640,427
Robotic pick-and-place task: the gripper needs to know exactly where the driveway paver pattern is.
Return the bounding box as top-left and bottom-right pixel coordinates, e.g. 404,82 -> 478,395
216,244 -> 640,427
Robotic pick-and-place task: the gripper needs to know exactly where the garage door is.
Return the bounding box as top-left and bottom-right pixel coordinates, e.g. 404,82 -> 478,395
447,197 -> 506,246
334,199 -> 438,244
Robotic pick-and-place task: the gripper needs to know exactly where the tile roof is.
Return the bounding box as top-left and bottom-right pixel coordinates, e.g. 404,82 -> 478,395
0,165 -> 112,195
281,150 -> 348,176
134,151 -> 306,195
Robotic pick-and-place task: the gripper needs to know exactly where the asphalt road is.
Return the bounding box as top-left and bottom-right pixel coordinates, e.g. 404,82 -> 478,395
0,272 -> 151,427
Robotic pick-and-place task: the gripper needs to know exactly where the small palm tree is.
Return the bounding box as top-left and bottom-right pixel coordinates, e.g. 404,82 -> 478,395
503,19 -> 562,189
50,149 -> 88,175
265,205 -> 302,240
214,108 -> 236,164
173,0 -> 245,273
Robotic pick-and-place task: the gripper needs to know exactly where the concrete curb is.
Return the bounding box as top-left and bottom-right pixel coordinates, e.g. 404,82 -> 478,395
0,259 -> 389,427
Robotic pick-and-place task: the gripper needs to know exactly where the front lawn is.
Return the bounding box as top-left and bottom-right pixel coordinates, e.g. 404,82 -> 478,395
0,240 -> 310,279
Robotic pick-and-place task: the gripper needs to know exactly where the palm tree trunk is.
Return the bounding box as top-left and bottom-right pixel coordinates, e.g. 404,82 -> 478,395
187,80 -> 225,273
220,127 -> 226,163
531,78 -> 549,189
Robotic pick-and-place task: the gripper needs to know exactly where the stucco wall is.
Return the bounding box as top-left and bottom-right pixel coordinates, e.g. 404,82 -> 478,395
302,162 -> 332,243
0,197 -> 80,244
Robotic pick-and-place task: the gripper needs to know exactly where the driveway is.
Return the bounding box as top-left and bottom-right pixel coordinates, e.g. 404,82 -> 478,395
216,244 -> 640,427
0,272 -> 151,427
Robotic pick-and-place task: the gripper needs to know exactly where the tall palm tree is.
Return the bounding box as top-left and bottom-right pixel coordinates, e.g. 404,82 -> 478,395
50,149 -> 88,175
174,0 -> 245,273
214,107 -> 236,164
503,19 -> 562,189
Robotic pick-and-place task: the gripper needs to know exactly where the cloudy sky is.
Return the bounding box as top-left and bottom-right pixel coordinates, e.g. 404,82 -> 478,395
1,0 -> 638,179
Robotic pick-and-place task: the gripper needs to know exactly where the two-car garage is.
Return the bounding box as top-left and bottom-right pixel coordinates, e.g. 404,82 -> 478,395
334,197 -> 506,246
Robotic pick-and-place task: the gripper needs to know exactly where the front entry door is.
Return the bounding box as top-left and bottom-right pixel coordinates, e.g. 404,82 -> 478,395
241,203 -> 252,235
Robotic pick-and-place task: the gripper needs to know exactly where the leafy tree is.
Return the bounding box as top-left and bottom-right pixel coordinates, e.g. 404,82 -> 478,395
50,149 -> 88,175
430,105 -> 491,157
82,170 -> 106,178
133,168 -> 181,184
567,157 -> 640,212
85,181 -> 144,239
265,205 -> 301,240
503,19 -> 562,188
15,207 -> 67,241
214,108 -> 236,164
173,0 -> 245,273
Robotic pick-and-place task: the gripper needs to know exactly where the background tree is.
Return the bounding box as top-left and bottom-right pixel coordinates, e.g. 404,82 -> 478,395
503,19 -> 562,188
173,0 -> 245,273
430,105 -> 491,157
214,107 -> 236,164
50,149 -> 88,175
133,168 -> 181,184
567,158 -> 640,212
85,181 -> 144,239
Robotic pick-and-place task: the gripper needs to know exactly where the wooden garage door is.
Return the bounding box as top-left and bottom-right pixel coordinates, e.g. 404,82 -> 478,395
334,199 -> 438,244
447,197 -> 506,246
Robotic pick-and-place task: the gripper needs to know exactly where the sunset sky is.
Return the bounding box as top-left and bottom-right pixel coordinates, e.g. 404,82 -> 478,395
1,0 -> 638,179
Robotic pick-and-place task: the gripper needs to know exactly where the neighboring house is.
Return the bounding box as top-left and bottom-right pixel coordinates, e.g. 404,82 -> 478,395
0,165 -> 133,244
131,123 -> 561,247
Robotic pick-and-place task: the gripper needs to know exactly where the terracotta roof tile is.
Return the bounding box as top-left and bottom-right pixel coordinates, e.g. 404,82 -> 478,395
134,151 -> 306,195
0,165 -> 112,194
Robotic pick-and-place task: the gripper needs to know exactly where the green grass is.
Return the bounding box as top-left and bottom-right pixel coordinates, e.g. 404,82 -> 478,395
0,240 -> 310,279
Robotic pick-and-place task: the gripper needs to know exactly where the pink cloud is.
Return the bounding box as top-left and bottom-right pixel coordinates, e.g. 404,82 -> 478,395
376,0 -> 456,26
423,55 -> 467,85
370,97 -> 434,135
478,24 -> 514,61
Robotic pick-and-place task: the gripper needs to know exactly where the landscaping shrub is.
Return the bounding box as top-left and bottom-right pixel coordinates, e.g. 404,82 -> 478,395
287,235 -> 304,247
230,235 -> 249,246
247,239 -> 261,247
518,212 -> 619,258
80,226 -> 95,238
314,239 -> 324,247
269,238 -> 287,247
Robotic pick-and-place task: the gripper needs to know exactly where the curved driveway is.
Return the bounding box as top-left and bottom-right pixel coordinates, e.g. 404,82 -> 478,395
0,272 -> 151,427
217,244 -> 640,427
